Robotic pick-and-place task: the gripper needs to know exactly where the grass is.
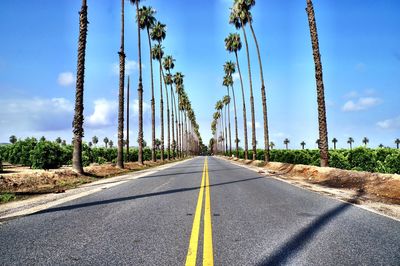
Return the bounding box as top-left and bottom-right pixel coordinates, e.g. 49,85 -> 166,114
0,193 -> 16,203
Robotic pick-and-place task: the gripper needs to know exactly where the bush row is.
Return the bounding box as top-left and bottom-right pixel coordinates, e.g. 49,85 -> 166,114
225,148 -> 400,174
0,138 -> 170,170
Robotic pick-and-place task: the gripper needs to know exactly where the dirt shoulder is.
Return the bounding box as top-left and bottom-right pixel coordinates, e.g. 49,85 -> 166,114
221,156 -> 400,221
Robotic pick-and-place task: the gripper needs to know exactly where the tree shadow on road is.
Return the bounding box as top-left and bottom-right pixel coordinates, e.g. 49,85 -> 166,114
256,190 -> 365,266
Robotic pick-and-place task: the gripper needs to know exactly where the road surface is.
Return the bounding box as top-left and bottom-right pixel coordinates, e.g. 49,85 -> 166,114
1,156 -> 399,265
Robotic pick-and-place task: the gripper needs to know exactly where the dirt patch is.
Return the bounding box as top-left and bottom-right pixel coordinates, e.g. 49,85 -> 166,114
0,160 -> 179,197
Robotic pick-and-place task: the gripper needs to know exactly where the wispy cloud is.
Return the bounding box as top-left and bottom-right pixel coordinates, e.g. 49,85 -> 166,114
232,72 -> 240,82
342,97 -> 382,112
112,59 -> 142,76
57,72 -> 75,87
377,115 -> 400,130
86,99 -> 117,128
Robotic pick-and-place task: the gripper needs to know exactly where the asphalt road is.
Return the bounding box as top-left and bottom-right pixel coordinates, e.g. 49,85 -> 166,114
1,156 -> 399,265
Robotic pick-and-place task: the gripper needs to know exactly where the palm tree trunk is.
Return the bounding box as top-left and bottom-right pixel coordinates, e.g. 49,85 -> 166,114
241,27 -> 257,161
172,90 -> 179,158
231,85 -> 239,158
248,20 -> 270,163
147,29 -> 156,162
162,69 -> 171,160
306,0 -> 329,167
136,1 -> 144,165
185,111 -> 188,156
169,76 -> 176,159
72,0 -> 88,175
126,76 -> 130,161
224,106 -> 228,154
227,87 -> 232,157
117,0 -> 125,169
159,61 -> 164,162
235,52 -> 248,160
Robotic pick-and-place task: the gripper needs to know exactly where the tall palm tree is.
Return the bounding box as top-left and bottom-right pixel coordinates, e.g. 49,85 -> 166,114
163,56 -> 176,158
224,61 -> 238,158
306,0 -> 329,167
269,141 -> 275,150
92,136 -> 98,146
362,137 -> 369,147
284,138 -> 290,150
230,7 -> 257,161
126,76 -> 130,161
395,138 -> 400,149
174,72 -> 184,157
378,144 -> 384,148
300,141 -> 306,150
9,135 -> 17,144
232,0 -> 270,162
130,0 -> 144,165
216,100 -> 225,154
332,137 -> 338,150
109,140 -> 114,148
151,21 -> 167,161
117,0 -> 126,169
223,95 -> 231,154
347,137 -> 354,149
225,33 -> 248,160
72,0 -> 89,174
138,6 -> 156,162
104,137 -> 109,148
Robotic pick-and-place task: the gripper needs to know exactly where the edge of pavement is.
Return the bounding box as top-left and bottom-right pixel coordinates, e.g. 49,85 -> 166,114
216,156 -> 400,223
0,157 -> 196,223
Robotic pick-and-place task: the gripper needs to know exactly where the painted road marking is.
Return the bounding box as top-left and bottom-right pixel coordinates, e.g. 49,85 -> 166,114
185,157 -> 214,266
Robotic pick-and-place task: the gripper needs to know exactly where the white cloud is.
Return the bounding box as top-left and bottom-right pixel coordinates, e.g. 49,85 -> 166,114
112,60 -> 142,76
344,90 -> 359,99
132,99 -> 150,116
342,97 -> 382,112
86,99 -> 117,128
232,72 -> 240,82
0,97 -> 73,131
377,116 -> 400,130
58,72 -> 75,87
247,121 -> 261,129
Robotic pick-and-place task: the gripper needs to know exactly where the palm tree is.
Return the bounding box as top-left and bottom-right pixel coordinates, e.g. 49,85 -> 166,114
306,0 -> 329,167
232,0 -> 270,162
216,100 -> 225,153
130,0 -> 144,165
62,140 -> 67,146
223,95 -> 231,154
347,137 -> 354,149
332,138 -> 338,150
109,140 -> 114,148
55,137 -> 62,145
225,33 -> 248,160
378,144 -> 384,148
224,61 -> 238,158
138,6 -> 156,162
269,141 -> 275,150
126,76 -> 130,161
151,21 -> 167,161
316,139 -> 320,148
117,0 -> 126,169
72,0 -> 89,174
104,137 -> 109,148
395,138 -> 400,149
92,136 -> 98,147
174,72 -> 184,157
284,138 -> 290,150
230,6 -> 257,161
300,141 -> 306,150
9,135 -> 17,144
163,56 -> 176,159
362,137 -> 369,148
88,142 -> 93,148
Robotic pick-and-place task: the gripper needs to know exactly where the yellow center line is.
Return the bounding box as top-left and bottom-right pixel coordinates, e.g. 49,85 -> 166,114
185,157 -> 214,266
203,157 -> 214,266
185,159 -> 206,266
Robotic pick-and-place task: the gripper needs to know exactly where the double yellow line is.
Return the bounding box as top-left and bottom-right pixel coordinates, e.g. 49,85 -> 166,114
185,157 -> 214,266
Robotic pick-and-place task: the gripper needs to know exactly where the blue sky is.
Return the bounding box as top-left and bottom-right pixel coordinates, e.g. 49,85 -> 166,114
0,0 -> 399,149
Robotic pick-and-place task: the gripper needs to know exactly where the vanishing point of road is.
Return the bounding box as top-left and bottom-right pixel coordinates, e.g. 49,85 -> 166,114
1,157 -> 399,265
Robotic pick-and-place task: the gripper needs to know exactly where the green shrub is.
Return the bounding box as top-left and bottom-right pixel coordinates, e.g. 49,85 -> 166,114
329,151 -> 350,170
293,150 -> 313,165
8,138 -> 38,166
348,148 -> 377,172
0,154 -> 3,172
30,140 -> 63,169
384,151 -> 400,174
375,148 -> 393,163
96,157 -> 107,165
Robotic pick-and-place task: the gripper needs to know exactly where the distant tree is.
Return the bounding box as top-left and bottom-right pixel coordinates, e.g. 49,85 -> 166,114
55,137 -> 62,144
88,142 -> 93,148
300,141 -> 306,150
347,137 -> 354,149
362,137 -> 369,147
269,141 -> 275,150
395,138 -> 400,149
9,135 -> 17,144
61,140 -> 67,146
316,139 -> 320,148
378,144 -> 384,148
332,138 -> 338,150
155,138 -> 161,151
109,140 -> 114,148
40,136 -> 46,142
104,137 -> 109,148
284,138 -> 290,150
92,136 -> 99,146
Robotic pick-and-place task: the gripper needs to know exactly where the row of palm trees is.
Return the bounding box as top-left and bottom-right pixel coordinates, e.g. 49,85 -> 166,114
279,138 -> 400,150
211,0 -> 329,166
71,0 -> 203,174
